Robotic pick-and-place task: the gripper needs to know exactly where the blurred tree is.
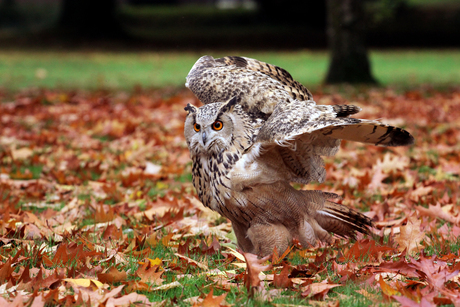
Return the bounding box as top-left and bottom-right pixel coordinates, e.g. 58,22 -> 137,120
0,0 -> 21,27
325,0 -> 376,84
59,0 -> 125,38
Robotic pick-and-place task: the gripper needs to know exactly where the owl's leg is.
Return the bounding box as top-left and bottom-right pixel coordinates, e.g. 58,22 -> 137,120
247,223 -> 291,257
231,221 -> 254,253
297,217 -> 333,248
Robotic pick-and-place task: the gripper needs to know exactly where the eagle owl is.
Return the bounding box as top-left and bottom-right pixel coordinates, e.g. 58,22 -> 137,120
184,56 -> 414,256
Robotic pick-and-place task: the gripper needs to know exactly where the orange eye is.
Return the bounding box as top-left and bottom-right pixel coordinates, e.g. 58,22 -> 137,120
212,121 -> 223,131
193,123 -> 201,132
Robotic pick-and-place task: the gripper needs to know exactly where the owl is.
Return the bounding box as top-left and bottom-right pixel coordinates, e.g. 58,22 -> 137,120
184,56 -> 414,256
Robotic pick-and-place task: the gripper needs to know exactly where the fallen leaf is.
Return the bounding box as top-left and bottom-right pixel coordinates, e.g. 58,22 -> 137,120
63,278 -> 103,290
395,217 -> 425,254
417,203 -> 460,225
195,288 -> 227,307
273,264 -> 293,289
243,253 -> 272,296
97,267 -> 127,284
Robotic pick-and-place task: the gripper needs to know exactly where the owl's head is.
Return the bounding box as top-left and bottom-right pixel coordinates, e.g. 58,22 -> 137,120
184,97 -> 244,156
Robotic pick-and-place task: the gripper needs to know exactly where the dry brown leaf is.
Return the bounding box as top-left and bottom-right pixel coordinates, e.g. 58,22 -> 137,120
97,267 -> 127,284
301,282 -> 341,298
243,253 -> 272,296
416,203 -> 460,225
273,264 -> 293,289
395,217 -> 426,254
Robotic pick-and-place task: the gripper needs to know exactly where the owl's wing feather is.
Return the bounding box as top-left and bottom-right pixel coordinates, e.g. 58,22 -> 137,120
215,56 -> 313,101
257,100 -> 415,147
240,100 -> 414,185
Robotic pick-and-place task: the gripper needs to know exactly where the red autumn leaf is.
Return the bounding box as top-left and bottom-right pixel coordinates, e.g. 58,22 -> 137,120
273,263 -> 293,289
0,258 -> 15,284
102,224 -> 123,241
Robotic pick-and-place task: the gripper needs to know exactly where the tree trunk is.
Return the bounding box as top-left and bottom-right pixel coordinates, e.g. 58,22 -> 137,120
59,0 -> 125,38
325,0 -> 377,84
0,0 -> 21,27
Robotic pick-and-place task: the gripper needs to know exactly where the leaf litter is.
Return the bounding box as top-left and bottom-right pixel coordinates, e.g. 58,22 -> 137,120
0,88 -> 459,306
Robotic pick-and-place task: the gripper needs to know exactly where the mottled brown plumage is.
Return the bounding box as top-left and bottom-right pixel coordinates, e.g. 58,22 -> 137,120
184,56 -> 414,256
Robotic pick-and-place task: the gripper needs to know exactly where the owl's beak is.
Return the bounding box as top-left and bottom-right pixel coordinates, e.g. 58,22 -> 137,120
202,131 -> 207,145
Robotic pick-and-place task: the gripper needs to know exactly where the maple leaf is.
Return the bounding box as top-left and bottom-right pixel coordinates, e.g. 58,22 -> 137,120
395,217 -> 426,254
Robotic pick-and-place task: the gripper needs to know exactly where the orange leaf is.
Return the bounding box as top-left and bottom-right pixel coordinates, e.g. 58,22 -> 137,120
378,276 -> 399,297
95,204 -> 115,223
135,261 -> 164,285
198,288 -> 227,307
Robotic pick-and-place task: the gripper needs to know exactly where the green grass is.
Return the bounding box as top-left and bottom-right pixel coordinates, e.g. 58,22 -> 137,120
0,50 -> 459,91
407,0 -> 460,6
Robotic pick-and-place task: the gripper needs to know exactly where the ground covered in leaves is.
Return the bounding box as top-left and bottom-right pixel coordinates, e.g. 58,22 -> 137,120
0,87 -> 459,306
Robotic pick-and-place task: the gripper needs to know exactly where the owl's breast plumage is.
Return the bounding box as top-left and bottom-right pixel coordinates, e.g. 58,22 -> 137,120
191,150 -> 240,215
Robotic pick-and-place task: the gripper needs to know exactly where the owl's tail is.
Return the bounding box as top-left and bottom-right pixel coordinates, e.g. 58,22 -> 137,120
296,190 -> 373,248
315,198 -> 373,238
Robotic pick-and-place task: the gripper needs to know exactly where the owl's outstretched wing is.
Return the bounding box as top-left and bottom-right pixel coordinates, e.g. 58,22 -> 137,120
257,100 -> 414,147
236,100 -> 415,185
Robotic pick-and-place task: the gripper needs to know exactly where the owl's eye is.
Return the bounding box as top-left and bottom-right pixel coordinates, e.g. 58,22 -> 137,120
212,121 -> 223,131
194,123 -> 201,132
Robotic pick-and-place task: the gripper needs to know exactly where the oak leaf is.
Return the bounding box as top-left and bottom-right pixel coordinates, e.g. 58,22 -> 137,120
273,263 -> 292,289
243,253 -> 272,296
194,288 -> 227,307
395,217 -> 425,254
135,261 -> 164,285
416,203 -> 460,225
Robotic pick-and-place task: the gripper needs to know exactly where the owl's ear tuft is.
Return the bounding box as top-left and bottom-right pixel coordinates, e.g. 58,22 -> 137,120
184,103 -> 197,114
218,96 -> 239,115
